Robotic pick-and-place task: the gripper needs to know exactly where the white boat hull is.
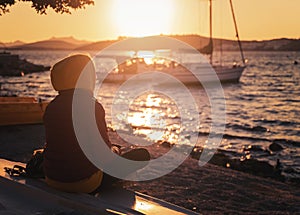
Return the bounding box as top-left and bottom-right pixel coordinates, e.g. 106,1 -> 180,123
100,65 -> 245,85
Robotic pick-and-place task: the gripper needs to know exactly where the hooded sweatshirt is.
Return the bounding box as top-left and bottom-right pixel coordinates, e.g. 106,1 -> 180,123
43,54 -> 111,182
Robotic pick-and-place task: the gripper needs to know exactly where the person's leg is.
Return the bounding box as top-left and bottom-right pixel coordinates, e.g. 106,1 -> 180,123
90,172 -> 119,193
121,148 -> 150,161
90,148 -> 150,194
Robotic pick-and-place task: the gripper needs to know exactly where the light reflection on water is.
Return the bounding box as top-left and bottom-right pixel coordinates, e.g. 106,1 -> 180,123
1,50 -> 299,179
125,93 -> 180,143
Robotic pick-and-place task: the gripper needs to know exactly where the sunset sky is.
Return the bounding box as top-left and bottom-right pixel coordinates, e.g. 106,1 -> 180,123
0,0 -> 299,43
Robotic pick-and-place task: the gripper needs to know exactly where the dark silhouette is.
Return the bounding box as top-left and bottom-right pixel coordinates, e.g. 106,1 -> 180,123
0,0 -> 94,15
0,51 -> 50,76
43,54 -> 150,193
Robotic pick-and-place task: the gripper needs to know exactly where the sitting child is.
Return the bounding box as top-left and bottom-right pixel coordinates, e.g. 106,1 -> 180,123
43,54 -> 149,193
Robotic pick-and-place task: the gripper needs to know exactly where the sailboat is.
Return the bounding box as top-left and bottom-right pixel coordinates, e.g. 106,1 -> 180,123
196,0 -> 246,83
102,0 -> 246,84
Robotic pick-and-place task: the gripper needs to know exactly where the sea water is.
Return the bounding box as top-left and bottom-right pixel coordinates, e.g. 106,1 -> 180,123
0,50 -> 299,180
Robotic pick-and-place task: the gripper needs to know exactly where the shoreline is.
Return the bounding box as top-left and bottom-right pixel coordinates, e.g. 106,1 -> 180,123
0,124 -> 299,213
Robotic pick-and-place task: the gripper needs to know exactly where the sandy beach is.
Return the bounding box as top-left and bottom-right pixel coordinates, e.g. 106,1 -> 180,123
0,124 -> 299,214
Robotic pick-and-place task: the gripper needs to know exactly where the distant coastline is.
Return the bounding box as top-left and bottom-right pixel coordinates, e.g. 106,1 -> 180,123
1,35 -> 300,52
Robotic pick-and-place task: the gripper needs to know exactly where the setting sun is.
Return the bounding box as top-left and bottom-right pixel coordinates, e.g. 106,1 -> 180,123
0,0 -> 299,214
111,0 -> 174,37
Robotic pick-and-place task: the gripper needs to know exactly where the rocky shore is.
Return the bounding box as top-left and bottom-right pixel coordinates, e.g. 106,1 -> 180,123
0,124 -> 299,214
0,52 -> 50,76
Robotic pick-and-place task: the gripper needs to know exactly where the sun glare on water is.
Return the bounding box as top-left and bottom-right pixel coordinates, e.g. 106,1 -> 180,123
111,0 -> 174,37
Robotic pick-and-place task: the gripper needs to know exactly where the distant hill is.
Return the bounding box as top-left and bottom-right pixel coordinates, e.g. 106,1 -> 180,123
75,35 -> 211,51
1,40 -> 26,48
4,35 -> 300,51
9,40 -> 78,50
75,40 -> 117,51
7,37 -> 93,50
49,36 -> 90,46
276,39 -> 300,51
76,35 -> 300,52
167,35 -> 300,52
223,38 -> 300,51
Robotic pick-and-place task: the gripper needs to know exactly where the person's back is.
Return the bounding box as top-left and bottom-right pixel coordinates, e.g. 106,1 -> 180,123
44,89 -> 100,183
43,54 -> 108,193
43,54 -> 150,193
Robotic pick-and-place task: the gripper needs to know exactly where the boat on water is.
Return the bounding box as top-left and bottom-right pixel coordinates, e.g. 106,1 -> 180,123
0,97 -> 49,126
0,51 -> 50,76
101,0 -> 246,85
196,0 -> 246,83
101,56 -> 245,84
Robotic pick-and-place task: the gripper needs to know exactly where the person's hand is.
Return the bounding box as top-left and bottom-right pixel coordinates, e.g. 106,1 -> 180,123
111,146 -> 121,155
111,144 -> 121,149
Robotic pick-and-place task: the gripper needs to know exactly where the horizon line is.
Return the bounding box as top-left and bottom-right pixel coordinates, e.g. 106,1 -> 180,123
1,34 -> 300,44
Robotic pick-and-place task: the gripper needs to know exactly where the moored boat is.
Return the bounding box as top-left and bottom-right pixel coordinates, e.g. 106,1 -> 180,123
100,56 -> 245,84
0,97 -> 49,126
100,0 -> 246,85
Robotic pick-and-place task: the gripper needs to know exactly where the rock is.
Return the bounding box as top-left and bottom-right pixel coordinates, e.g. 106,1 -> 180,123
233,159 -> 284,181
0,52 -> 50,77
269,142 -> 284,152
244,145 -> 265,152
209,152 -> 231,167
161,141 -> 172,148
283,167 -> 296,174
275,159 -> 281,170
190,147 -> 202,160
289,177 -> 300,184
252,125 -> 268,132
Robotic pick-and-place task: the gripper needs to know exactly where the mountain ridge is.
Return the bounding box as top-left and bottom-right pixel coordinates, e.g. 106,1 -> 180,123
3,35 -> 300,51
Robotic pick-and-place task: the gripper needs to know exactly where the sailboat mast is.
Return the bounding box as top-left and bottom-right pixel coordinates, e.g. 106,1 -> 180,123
229,0 -> 246,65
209,0 -> 213,65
